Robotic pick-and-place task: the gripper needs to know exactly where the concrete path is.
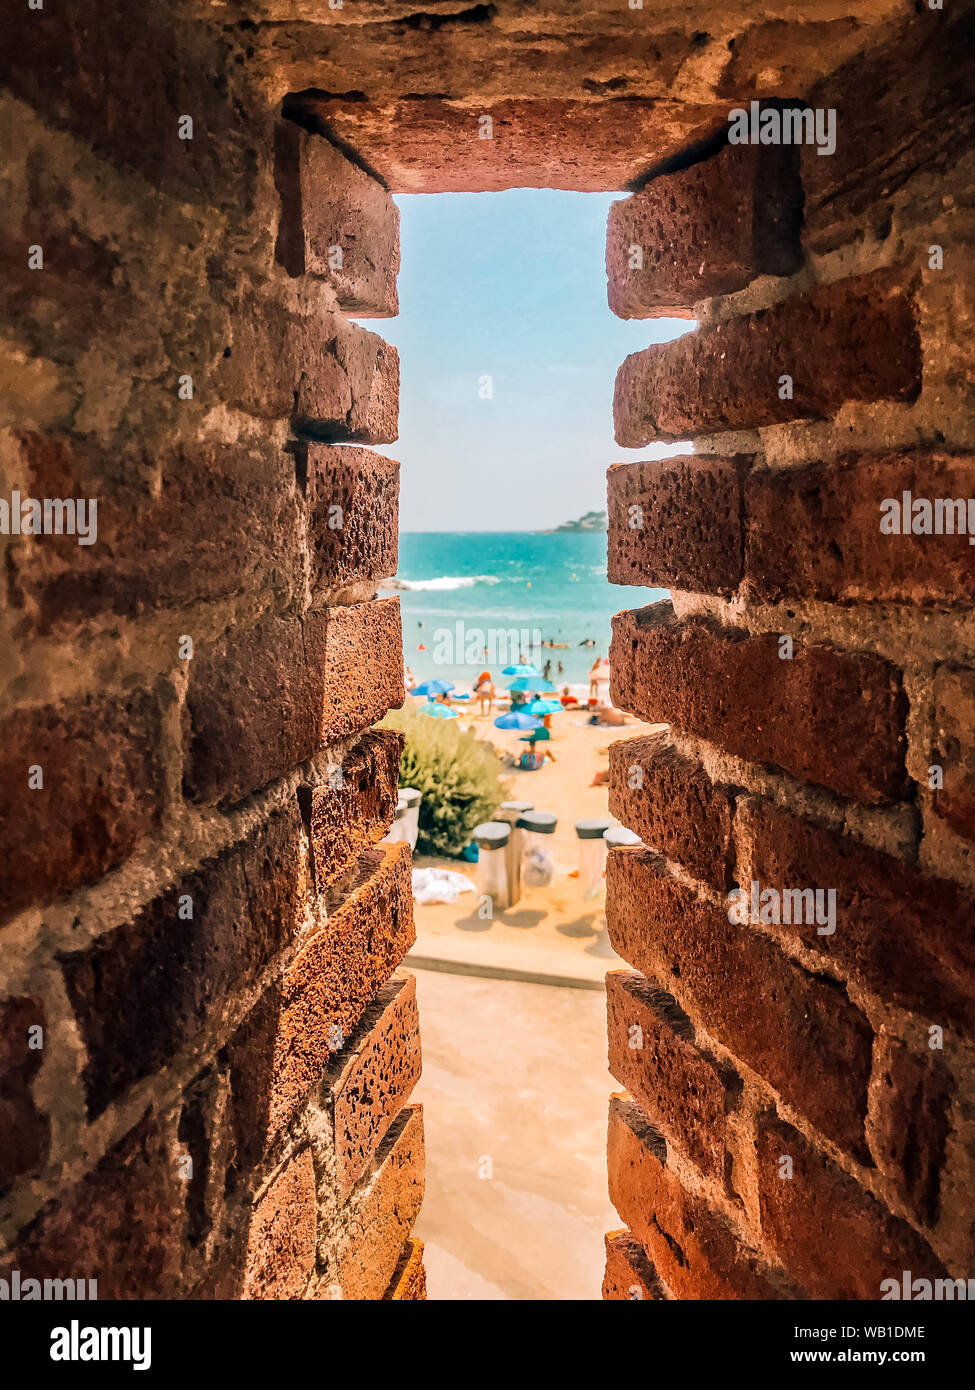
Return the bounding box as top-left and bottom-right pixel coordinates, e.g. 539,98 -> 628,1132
409,964 -> 618,1300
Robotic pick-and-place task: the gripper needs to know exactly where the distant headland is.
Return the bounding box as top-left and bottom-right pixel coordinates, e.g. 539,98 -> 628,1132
543,510 -> 608,534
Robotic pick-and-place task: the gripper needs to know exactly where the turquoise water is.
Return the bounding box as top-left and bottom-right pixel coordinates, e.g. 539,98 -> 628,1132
382,532 -> 667,689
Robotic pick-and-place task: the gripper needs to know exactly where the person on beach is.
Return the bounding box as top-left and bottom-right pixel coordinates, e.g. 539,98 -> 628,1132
475,670 -> 495,715
589,655 -> 610,703
560,685 -> 578,708
542,659 -> 552,681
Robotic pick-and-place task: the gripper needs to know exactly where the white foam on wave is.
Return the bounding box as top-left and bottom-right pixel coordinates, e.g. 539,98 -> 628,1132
385,574 -> 500,591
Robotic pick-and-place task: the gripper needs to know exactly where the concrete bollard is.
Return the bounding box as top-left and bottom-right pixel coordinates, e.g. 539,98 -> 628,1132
575,817 -> 612,900
496,799 -> 533,907
472,821 -> 511,913
517,810 -> 558,888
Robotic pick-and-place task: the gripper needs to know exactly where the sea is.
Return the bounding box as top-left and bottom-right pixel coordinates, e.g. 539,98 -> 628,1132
381,531 -> 667,691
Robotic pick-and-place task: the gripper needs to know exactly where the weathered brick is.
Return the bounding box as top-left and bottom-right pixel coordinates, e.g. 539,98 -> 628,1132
0,997 -> 49,1191
606,847 -> 872,1161
608,1095 -> 781,1300
61,805 -> 305,1118
218,292 -> 399,444
329,1104 -> 425,1302
602,1229 -> 665,1301
611,602 -> 909,805
870,1038 -> 953,1230
0,687 -> 166,924
932,663 -> 975,845
383,1237 -> 427,1301
607,971 -> 735,1181
328,971 -> 421,1198
746,450 -> 975,605
307,729 -> 403,890
183,599 -> 404,807
275,122 -> 400,316
606,454 -> 746,596
6,1111 -> 187,1299
614,269 -> 920,445
608,731 -> 732,890
271,842 -> 415,1134
6,433 -> 304,634
735,797 -> 975,1034
757,1112 -> 947,1299
606,142 -> 801,318
242,1148 -> 317,1300
301,443 -> 400,591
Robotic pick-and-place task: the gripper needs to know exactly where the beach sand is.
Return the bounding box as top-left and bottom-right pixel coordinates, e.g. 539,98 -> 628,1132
404,696 -> 666,983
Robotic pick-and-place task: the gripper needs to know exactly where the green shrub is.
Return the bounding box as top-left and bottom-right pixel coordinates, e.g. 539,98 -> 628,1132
380,706 -> 508,857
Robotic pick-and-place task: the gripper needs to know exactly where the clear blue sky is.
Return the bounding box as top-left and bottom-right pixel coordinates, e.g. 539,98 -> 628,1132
371,190 -> 692,532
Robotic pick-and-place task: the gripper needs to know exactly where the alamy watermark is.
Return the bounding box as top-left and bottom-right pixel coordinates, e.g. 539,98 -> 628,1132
881,1271 -> 975,1300
880,491 -> 975,545
727,101 -> 836,156
1,1268 -> 97,1299
0,491 -> 97,545
430,620 -> 542,669
728,881 -> 837,936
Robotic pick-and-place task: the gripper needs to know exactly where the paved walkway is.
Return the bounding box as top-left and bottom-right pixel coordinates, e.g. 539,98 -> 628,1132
409,965 -> 618,1300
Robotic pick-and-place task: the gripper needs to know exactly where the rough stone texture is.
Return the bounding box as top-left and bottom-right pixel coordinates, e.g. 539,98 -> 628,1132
606,454 -> 746,596
614,269 -> 921,445
61,807 -> 305,1119
183,599 -> 404,806
272,844 -> 415,1134
302,443 -> 400,591
330,1104 -> 425,1301
756,1112 -> 947,1300
383,1236 -> 427,1301
275,121 -> 400,316
307,729 -> 403,891
611,602 -> 910,806
0,688 -> 166,925
606,847 -> 873,1163
608,1095 -> 781,1301
607,142 -> 802,318
242,1148 -> 317,1300
931,664 -> 975,846
602,1229 -> 665,1301
328,971 -> 422,1198
608,730 -> 733,891
735,798 -> 975,1034
746,451 -> 975,605
0,997 -> 49,1192
607,971 -> 736,1181
870,1038 -> 953,1230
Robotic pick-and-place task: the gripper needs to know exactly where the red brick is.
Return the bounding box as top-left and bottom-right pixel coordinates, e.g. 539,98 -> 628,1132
183,599 -> 404,807
307,729 -> 403,891
606,142 -> 801,318
606,454 -> 746,596
746,450 -> 975,605
871,1038 -> 953,1230
218,292 -> 399,444
756,1111 -> 947,1300
735,797 -> 975,1034
328,971 -> 421,1197
608,730 -> 732,890
275,123 -> 399,316
0,687 -> 166,924
606,847 -> 872,1161
614,269 -> 920,445
607,971 -> 736,1181
61,805 -> 305,1118
242,1148 -> 317,1300
611,603 -> 909,805
328,1104 -> 425,1301
602,1229 -> 665,1301
301,443 -> 400,591
271,842 -> 415,1134
608,1095 -> 781,1300
6,434 -> 304,635
932,663 -> 975,845
383,1237 -> 427,1301
0,997 -> 49,1191
6,1111 -> 187,1299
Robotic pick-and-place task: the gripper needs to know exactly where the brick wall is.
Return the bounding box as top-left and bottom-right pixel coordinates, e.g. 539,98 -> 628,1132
603,12 -> 975,1300
0,2 -> 424,1300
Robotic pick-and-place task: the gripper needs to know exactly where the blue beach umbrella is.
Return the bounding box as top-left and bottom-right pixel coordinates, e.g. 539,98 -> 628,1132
413,679 -> 455,697
494,711 -> 543,731
502,664 -> 539,676
527,699 -> 561,716
508,676 -> 556,693
419,702 -> 459,719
